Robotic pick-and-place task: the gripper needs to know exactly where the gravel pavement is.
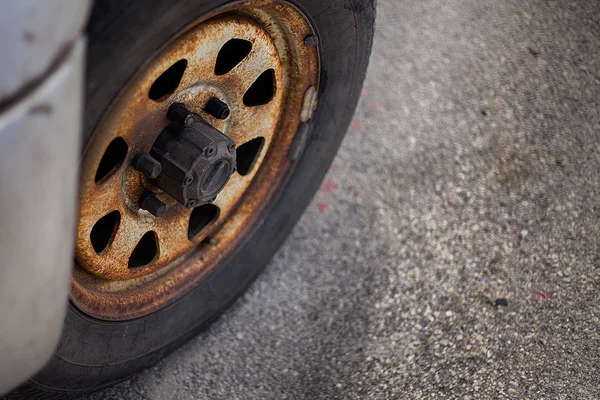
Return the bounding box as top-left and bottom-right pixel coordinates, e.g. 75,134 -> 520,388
90,0 -> 600,398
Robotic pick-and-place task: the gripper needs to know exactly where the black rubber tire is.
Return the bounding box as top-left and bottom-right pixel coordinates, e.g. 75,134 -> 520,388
5,0 -> 375,398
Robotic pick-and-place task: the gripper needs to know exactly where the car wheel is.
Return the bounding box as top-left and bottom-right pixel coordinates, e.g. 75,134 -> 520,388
6,0 -> 374,398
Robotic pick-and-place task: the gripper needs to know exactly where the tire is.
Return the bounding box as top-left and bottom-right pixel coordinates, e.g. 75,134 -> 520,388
5,0 -> 375,398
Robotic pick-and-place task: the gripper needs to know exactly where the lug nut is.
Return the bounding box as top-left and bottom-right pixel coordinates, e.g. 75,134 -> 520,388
133,153 -> 162,179
139,191 -> 166,217
204,97 -> 230,120
167,102 -> 195,125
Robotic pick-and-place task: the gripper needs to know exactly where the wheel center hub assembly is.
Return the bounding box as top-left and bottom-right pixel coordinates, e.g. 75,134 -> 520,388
134,102 -> 237,215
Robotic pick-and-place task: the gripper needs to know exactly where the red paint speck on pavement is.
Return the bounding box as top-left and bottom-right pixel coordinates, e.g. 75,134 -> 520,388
370,103 -> 382,112
317,202 -> 329,212
351,120 -> 365,130
533,291 -> 552,300
322,180 -> 338,193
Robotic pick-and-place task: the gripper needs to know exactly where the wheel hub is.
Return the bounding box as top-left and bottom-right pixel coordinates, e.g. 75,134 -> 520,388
135,102 -> 237,211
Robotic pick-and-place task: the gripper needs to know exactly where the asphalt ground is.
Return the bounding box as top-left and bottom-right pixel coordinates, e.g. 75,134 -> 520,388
90,0 -> 600,398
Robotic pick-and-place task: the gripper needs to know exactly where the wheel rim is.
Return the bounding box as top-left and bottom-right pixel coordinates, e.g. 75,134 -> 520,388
72,0 -> 319,320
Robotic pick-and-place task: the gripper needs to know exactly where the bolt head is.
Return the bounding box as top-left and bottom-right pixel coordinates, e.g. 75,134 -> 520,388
139,191 -> 166,217
133,153 -> 162,179
205,146 -> 215,157
304,34 -> 317,47
184,175 -> 194,186
205,97 -> 230,120
186,198 -> 199,208
167,102 -> 194,125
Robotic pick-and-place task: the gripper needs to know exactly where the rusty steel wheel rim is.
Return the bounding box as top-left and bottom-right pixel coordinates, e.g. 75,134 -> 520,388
71,0 -> 319,320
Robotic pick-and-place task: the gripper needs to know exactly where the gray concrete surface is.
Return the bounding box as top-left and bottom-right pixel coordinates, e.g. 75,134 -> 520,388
90,0 -> 600,398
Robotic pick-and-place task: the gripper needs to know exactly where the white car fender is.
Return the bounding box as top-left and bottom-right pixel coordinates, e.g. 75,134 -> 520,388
0,1 -> 90,394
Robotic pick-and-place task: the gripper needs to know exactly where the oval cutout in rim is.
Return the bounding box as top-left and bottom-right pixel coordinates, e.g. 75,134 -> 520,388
243,69 -> 276,106
188,204 -> 220,240
90,211 -> 121,254
129,231 -> 159,268
95,137 -> 128,183
215,39 -> 252,76
149,59 -> 188,101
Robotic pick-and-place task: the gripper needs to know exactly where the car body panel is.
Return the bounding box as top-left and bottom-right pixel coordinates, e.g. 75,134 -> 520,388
0,1 -> 89,394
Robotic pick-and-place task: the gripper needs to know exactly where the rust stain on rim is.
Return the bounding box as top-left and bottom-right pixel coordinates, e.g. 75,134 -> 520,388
71,0 -> 320,320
